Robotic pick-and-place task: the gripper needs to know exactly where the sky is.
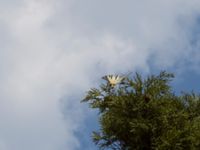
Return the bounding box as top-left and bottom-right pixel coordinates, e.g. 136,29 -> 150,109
0,0 -> 200,150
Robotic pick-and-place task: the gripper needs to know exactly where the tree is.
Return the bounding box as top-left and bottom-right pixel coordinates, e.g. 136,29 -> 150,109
82,71 -> 200,150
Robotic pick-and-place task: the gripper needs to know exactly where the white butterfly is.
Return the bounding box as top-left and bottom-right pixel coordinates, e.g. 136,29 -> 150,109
103,75 -> 124,87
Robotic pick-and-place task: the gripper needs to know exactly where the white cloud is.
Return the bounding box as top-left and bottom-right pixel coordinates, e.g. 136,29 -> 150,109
0,0 -> 200,150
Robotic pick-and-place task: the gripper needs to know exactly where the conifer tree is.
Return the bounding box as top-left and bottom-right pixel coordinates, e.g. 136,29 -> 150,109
82,71 -> 200,150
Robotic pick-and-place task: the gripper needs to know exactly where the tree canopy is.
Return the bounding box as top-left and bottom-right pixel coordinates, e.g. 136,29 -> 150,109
82,71 -> 200,150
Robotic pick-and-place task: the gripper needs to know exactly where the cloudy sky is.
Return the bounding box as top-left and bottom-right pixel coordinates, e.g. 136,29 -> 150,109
1,0 -> 200,150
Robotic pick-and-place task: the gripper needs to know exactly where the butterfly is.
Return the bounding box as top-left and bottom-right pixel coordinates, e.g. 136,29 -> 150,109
102,75 -> 124,87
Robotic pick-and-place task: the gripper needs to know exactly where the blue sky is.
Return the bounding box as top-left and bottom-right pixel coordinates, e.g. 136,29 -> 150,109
0,0 -> 200,150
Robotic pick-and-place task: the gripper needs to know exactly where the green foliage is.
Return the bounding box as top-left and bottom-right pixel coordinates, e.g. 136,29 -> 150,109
82,71 -> 200,150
